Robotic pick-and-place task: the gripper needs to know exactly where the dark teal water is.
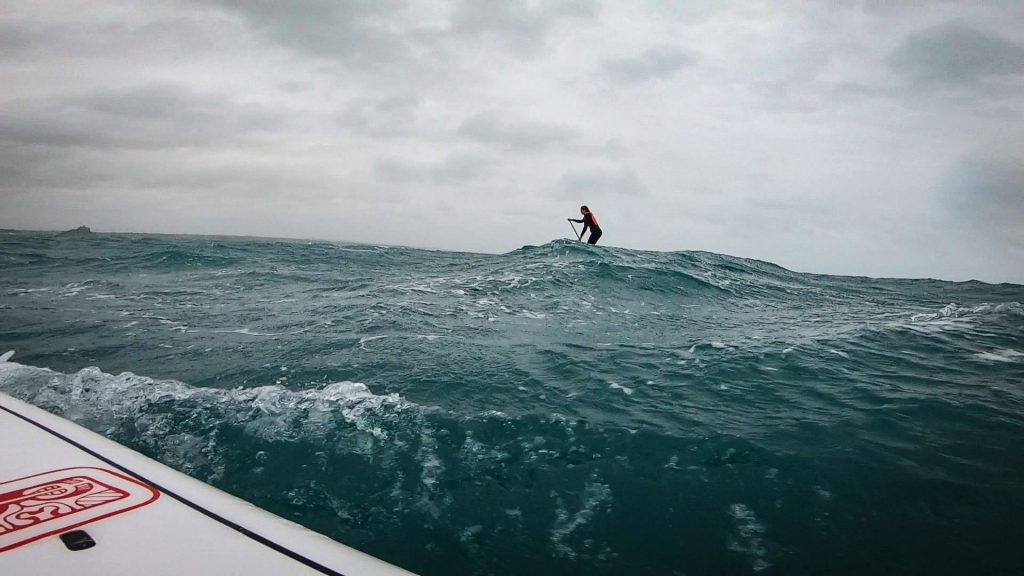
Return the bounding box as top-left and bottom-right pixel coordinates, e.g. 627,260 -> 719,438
1,230 -> 1022,575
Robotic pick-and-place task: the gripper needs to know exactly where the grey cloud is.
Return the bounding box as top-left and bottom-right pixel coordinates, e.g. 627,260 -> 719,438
0,12 -> 231,61
374,153 -> 497,186
831,82 -> 892,101
857,0 -> 1021,14
0,139 -> 348,208
941,157 -> 1024,239
340,95 -> 426,139
450,0 -> 598,56
555,166 -> 648,199
887,22 -> 1024,88
120,15 -> 237,55
601,46 -> 697,84
200,0 -> 412,67
193,0 -> 599,74
0,143 -> 113,192
0,83 -> 311,203
0,23 -> 43,56
457,111 -> 580,152
0,85 -> 285,150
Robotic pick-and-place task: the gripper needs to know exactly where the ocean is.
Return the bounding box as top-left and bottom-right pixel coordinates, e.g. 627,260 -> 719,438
1,230 -> 1022,575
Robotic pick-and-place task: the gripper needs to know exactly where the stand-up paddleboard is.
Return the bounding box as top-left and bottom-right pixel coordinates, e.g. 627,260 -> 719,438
0,392 -> 415,575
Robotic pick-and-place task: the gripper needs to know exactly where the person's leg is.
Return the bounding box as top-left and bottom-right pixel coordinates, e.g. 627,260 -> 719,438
588,230 -> 602,245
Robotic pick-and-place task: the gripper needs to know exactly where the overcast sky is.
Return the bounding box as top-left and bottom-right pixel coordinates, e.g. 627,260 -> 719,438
2,1 -> 1023,282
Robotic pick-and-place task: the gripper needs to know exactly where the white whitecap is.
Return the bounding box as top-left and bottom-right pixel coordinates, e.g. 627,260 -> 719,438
550,475 -> 612,560
609,382 -> 634,396
974,349 -> 1023,363
728,503 -> 772,571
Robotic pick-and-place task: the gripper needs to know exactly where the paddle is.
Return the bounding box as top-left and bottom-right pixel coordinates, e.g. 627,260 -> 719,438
567,219 -> 581,241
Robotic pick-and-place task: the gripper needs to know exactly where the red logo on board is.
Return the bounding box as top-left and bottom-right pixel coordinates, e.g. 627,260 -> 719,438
0,467 -> 159,552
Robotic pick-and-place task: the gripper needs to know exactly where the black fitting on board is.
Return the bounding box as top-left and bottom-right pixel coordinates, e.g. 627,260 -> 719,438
59,530 -> 96,551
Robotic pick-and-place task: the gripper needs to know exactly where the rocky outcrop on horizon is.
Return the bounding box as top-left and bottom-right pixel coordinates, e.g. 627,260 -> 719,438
56,225 -> 93,237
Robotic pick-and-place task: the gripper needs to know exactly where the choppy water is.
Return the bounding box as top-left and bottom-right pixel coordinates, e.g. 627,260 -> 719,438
1,230 -> 1022,575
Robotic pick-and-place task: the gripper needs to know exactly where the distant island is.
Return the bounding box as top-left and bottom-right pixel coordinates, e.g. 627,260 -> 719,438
56,225 -> 93,237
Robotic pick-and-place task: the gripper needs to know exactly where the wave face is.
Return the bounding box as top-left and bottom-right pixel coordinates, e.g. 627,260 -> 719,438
1,231 -> 1023,575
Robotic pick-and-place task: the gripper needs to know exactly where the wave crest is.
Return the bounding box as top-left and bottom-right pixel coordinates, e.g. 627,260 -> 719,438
0,360 -> 427,483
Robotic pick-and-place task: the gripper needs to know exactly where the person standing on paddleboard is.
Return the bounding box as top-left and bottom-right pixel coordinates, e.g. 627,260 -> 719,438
569,205 -> 602,245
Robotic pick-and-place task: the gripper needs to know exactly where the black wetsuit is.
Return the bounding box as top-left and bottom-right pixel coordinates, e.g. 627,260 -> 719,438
572,213 -> 602,245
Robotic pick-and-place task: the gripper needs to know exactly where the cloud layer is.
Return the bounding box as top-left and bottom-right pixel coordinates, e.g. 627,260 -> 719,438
1,0 -> 1022,282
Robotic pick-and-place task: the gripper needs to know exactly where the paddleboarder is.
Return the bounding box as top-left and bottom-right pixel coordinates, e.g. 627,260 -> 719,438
568,205 -> 602,245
